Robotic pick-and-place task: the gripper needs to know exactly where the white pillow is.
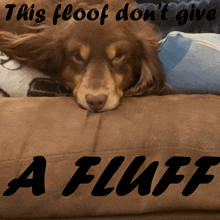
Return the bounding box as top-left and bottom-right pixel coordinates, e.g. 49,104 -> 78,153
0,52 -> 49,97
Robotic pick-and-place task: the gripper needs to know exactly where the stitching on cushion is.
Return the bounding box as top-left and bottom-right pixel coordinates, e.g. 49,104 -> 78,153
193,39 -> 220,51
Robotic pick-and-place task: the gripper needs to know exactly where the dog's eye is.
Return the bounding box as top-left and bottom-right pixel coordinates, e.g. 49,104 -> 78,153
113,51 -> 125,65
72,51 -> 84,65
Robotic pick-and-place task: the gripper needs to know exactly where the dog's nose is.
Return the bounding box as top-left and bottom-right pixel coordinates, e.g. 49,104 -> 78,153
86,94 -> 107,112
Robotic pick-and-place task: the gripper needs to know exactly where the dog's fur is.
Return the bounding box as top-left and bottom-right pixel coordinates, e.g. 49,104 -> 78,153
0,0 -> 168,112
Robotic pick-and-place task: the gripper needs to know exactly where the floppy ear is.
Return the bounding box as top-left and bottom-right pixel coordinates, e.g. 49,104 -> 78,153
0,31 -> 64,77
125,23 -> 166,96
106,0 -> 137,9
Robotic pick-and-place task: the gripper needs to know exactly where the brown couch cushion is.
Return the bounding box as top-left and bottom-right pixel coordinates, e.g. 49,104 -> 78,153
0,95 -> 220,219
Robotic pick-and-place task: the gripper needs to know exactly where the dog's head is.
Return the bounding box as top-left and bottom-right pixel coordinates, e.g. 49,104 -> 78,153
0,1 -> 165,112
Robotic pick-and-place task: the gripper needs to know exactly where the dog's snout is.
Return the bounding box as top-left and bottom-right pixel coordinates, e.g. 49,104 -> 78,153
86,94 -> 108,112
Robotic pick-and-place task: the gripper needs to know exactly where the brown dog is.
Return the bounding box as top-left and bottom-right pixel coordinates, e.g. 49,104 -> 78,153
0,0 -> 167,112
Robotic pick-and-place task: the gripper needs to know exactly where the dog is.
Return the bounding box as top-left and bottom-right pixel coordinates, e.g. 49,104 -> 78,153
0,0 -> 168,112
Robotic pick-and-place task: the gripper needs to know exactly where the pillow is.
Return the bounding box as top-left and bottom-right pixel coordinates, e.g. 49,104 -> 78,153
0,52 -> 72,97
159,31 -> 220,94
0,52 -> 48,97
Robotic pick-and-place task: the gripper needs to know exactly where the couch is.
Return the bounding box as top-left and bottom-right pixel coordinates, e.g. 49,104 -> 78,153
1,96 -> 220,219
1,0 -> 220,219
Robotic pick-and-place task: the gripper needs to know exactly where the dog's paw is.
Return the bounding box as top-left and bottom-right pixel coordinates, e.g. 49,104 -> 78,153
27,78 -> 73,97
0,88 -> 10,97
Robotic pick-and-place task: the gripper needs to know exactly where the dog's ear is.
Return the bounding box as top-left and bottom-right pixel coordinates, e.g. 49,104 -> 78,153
0,31 -> 63,77
125,22 -> 166,96
106,0 -> 136,3
106,0 -> 137,9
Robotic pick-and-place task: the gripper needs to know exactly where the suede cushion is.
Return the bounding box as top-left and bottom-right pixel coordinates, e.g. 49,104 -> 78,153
1,96 -> 220,219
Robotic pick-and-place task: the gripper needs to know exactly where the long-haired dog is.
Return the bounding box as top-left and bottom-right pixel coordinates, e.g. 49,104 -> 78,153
0,0 -> 168,112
